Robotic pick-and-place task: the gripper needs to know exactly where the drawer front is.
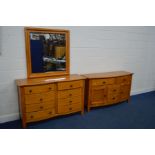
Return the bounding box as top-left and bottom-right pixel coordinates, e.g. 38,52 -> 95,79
108,94 -> 120,104
91,86 -> 108,102
24,84 -> 55,94
58,96 -> 82,106
26,108 -> 55,122
58,103 -> 81,114
119,85 -> 130,101
108,85 -> 120,94
25,91 -> 55,104
92,78 -> 115,86
58,80 -> 83,90
25,101 -> 56,113
116,75 -> 131,84
58,88 -> 81,99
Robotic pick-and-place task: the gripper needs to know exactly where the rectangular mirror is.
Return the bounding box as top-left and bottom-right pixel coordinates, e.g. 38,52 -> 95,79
25,27 -> 70,78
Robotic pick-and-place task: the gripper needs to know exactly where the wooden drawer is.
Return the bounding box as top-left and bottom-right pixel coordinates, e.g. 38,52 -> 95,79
116,75 -> 131,84
24,84 -> 55,94
58,88 -> 81,99
58,96 -> 82,106
119,85 -> 130,101
108,94 -> 120,104
92,78 -> 115,86
92,86 -> 108,102
25,91 -> 55,104
26,108 -> 55,123
25,101 -> 56,113
58,80 -> 83,90
58,103 -> 81,114
108,85 -> 120,94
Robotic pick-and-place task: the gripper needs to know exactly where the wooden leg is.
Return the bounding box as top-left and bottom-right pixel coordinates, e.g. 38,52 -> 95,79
81,110 -> 84,115
87,106 -> 90,112
22,120 -> 27,129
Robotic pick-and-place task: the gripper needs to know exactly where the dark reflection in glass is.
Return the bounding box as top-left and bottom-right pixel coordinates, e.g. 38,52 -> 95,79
30,32 -> 66,73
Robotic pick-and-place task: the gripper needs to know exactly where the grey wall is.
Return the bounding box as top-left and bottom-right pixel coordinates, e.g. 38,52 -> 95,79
0,26 -> 155,123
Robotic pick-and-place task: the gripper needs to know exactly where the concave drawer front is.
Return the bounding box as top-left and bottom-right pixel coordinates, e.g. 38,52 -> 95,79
108,94 -> 120,104
58,103 -> 81,114
116,75 -> 131,84
92,78 -> 115,86
91,86 -> 108,103
119,85 -> 130,101
25,91 -> 55,104
58,80 -> 83,90
108,85 -> 120,94
58,96 -> 82,106
24,84 -> 55,95
58,88 -> 81,99
25,100 -> 56,113
26,108 -> 55,123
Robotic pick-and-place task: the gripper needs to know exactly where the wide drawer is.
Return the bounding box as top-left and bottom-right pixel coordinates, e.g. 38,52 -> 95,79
25,91 -> 55,104
24,84 -> 55,94
58,80 -> 83,90
116,75 -> 132,84
25,101 -> 56,113
92,78 -> 115,86
58,88 -> 81,99
58,96 -> 82,106
58,103 -> 81,114
26,108 -> 55,123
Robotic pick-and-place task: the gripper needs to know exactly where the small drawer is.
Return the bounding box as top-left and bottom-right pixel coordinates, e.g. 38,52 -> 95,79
108,85 -> 120,94
108,94 -> 119,104
58,96 -> 82,106
26,108 -> 55,123
25,91 -> 55,104
58,103 -> 81,114
58,80 -> 83,90
24,84 -> 55,94
25,101 -> 56,113
116,75 -> 131,84
58,88 -> 81,99
92,78 -> 115,86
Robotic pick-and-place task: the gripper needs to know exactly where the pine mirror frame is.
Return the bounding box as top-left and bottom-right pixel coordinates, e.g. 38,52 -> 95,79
25,27 -> 70,78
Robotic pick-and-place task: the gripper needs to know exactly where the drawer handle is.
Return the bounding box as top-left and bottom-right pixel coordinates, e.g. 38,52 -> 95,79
120,91 -> 123,94
40,106 -> 43,109
40,98 -> 43,102
48,111 -> 52,115
123,79 -> 126,81
30,115 -> 34,119
29,90 -> 32,93
112,97 -> 116,100
70,85 -> 73,88
102,82 -> 106,84
69,107 -> 72,110
69,94 -> 72,96
104,95 -> 107,97
113,89 -> 116,92
69,101 -> 72,103
49,87 -> 52,90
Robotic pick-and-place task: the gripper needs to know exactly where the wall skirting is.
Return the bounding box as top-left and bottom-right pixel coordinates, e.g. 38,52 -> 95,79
0,113 -> 20,124
0,88 -> 154,124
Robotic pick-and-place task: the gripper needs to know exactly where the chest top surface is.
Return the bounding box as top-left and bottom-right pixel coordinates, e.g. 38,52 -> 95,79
82,71 -> 133,79
16,74 -> 86,87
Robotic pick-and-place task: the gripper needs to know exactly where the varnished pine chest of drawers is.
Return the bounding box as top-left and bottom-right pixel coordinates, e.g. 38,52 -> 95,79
83,71 -> 133,111
16,75 -> 85,128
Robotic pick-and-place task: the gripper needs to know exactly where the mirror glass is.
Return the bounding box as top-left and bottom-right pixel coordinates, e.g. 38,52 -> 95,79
30,32 -> 66,73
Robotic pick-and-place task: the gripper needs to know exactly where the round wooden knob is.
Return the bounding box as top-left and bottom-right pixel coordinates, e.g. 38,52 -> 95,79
70,85 -> 73,87
69,94 -> 72,96
69,107 -> 72,110
49,87 -> 51,90
113,89 -> 116,92
30,115 -> 34,118
103,82 -> 106,84
40,106 -> 43,109
29,90 -> 32,93
112,97 -> 115,100
40,98 -> 43,102
49,112 -> 52,115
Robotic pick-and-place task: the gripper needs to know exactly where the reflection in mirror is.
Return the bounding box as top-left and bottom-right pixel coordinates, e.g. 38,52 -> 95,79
30,32 -> 66,73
